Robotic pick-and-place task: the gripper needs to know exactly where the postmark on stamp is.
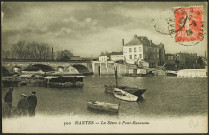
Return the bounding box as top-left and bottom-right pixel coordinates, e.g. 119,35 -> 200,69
153,6 -> 204,46
174,6 -> 204,42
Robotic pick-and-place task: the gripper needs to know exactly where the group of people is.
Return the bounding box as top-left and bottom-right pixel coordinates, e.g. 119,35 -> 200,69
4,88 -> 37,117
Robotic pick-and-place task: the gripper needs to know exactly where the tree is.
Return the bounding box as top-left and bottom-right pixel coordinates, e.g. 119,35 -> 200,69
9,40 -> 52,60
197,57 -> 205,69
2,50 -> 12,59
11,40 -> 26,59
56,50 -> 73,60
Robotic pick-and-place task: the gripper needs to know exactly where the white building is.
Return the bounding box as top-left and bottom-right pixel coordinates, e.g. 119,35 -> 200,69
110,55 -> 124,61
108,52 -> 124,62
99,56 -> 109,62
123,35 -> 162,67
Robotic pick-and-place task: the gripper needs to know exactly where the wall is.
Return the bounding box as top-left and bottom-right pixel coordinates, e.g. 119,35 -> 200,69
92,61 -> 127,75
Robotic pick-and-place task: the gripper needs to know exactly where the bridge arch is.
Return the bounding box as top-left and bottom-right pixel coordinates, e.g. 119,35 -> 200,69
72,64 -> 90,74
24,64 -> 55,72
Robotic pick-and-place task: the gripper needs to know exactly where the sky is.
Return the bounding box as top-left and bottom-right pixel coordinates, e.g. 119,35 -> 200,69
1,2 -> 207,57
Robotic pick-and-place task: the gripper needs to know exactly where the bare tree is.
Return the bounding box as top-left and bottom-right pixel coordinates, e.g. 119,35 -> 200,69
9,40 -> 53,60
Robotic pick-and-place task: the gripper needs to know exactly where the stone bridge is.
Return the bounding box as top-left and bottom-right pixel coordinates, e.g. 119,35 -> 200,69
2,61 -> 93,72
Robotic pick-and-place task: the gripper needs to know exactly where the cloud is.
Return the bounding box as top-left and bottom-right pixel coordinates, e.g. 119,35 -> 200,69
1,2 -> 207,57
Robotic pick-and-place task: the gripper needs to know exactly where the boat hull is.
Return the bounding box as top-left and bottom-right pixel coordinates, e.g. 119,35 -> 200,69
113,88 -> 138,102
104,85 -> 146,97
87,101 -> 119,113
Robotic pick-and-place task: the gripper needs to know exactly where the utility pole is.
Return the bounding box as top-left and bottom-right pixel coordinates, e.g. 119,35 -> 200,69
114,66 -> 118,88
52,47 -> 54,61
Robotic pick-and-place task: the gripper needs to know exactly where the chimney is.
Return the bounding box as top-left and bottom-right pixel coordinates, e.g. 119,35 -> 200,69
122,39 -> 124,46
52,47 -> 54,60
150,40 -> 152,45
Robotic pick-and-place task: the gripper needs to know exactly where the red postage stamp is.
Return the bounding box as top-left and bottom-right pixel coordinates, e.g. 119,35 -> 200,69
174,7 -> 204,42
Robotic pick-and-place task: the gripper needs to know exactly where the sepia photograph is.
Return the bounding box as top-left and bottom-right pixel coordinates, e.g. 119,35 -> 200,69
1,1 -> 208,133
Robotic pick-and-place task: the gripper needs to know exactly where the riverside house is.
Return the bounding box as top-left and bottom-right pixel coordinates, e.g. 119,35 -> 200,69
123,35 -> 165,67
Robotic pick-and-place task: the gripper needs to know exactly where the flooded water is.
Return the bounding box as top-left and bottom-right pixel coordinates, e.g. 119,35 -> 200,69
3,76 -> 208,118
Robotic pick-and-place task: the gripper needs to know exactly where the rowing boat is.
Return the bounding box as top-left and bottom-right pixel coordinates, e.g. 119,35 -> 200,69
113,88 -> 138,102
87,101 -> 119,113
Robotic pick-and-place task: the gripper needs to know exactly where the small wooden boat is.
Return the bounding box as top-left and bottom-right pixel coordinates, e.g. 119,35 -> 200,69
113,88 -> 138,102
105,85 -> 146,97
166,70 -> 177,77
87,101 -> 120,113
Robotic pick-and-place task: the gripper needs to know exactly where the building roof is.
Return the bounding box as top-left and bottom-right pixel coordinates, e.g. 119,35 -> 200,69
59,56 -> 71,61
108,52 -> 123,56
124,35 -> 161,47
124,35 -> 143,46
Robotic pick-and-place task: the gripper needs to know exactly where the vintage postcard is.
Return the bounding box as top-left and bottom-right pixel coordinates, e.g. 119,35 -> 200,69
1,1 -> 208,133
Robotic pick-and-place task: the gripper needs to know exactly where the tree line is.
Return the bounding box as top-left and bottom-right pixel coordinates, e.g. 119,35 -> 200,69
2,40 -> 73,60
165,56 -> 206,70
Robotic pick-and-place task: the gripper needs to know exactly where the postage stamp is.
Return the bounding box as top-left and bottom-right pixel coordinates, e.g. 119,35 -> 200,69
174,6 -> 204,42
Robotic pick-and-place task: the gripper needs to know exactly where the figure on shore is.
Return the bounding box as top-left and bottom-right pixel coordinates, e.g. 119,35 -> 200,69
17,94 -> 29,116
4,88 -> 14,109
27,91 -> 37,117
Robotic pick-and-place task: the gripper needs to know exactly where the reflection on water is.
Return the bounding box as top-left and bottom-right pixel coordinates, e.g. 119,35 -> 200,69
3,76 -> 208,118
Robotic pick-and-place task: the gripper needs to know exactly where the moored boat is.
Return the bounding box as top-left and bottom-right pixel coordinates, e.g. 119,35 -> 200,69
44,75 -> 85,88
87,101 -> 120,113
105,66 -> 146,97
113,88 -> 138,102
105,85 -> 146,97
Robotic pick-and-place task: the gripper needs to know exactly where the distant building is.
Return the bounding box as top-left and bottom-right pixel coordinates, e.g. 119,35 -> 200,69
165,54 -> 177,70
123,35 -> 165,67
176,52 -> 198,64
108,52 -> 124,62
165,54 -> 176,63
70,56 -> 82,61
99,56 -> 109,62
165,52 -> 200,70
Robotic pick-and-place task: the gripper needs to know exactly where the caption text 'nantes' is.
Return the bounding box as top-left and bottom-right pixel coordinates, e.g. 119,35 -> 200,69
64,121 -> 149,126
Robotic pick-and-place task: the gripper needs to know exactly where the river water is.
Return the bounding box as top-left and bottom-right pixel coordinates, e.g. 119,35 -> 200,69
3,76 -> 208,119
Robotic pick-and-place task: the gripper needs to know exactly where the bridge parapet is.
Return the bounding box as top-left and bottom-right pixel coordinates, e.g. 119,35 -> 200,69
2,61 -> 93,72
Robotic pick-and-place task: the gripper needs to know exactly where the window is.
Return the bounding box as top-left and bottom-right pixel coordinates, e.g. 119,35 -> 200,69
139,54 -> 142,58
129,55 -> 132,59
129,48 -> 132,52
134,54 -> 137,59
134,47 -> 137,52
